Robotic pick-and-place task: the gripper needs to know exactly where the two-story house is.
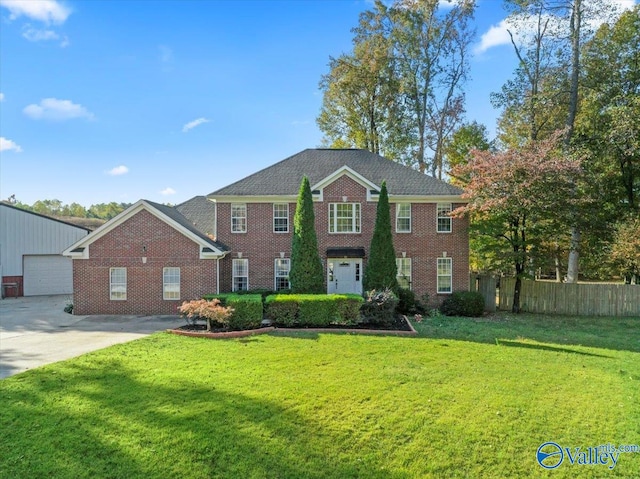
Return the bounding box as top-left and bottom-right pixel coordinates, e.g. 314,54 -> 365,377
64,149 -> 468,315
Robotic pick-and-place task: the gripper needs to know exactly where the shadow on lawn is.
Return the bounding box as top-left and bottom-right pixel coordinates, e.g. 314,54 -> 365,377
412,314 -> 640,354
0,360 -> 407,479
495,339 -> 613,358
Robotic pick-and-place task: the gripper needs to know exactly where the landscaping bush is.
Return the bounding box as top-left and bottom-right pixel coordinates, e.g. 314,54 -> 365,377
202,294 -> 263,330
265,295 -> 299,326
265,294 -> 364,327
179,299 -> 234,331
360,289 -> 398,326
333,294 -> 364,325
396,288 -> 423,315
440,291 -> 485,317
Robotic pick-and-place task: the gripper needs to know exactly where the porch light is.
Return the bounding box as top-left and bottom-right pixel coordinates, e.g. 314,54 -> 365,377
280,252 -> 285,258
237,252 -> 243,258
142,257 -> 147,264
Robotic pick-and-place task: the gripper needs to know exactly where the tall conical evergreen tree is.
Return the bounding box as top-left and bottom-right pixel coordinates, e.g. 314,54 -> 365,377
289,176 -> 325,293
364,181 -> 398,291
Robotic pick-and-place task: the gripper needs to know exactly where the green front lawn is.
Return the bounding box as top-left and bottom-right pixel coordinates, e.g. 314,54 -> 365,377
1,313 -> 638,478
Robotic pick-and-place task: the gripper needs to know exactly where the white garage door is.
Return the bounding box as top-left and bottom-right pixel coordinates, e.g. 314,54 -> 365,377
23,255 -> 73,296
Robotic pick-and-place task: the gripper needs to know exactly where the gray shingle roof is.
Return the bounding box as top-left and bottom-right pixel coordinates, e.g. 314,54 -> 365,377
144,199 -> 227,252
208,149 -> 462,197
175,196 -> 216,237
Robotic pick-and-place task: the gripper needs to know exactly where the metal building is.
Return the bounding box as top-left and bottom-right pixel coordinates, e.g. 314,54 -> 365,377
0,203 -> 90,297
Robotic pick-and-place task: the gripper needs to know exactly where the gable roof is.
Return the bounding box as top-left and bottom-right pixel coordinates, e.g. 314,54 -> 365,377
208,149 -> 463,199
63,199 -> 228,259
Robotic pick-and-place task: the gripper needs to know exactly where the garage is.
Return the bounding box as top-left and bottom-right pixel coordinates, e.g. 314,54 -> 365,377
23,255 -> 74,296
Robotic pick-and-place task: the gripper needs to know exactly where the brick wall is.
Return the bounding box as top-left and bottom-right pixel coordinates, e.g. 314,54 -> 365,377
216,175 -> 469,303
73,209 -> 217,315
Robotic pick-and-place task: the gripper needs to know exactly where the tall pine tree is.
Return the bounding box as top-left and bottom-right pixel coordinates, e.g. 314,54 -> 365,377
289,176 -> 325,293
364,181 -> 398,291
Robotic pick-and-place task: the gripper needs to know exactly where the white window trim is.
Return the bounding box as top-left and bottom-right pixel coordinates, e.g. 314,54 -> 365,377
274,258 -> 290,291
273,203 -> 289,233
328,202 -> 361,234
396,258 -> 412,289
110,267 -> 127,301
396,203 -> 412,233
437,257 -> 453,294
232,258 -> 249,292
437,203 -> 452,233
163,267 -> 181,300
231,203 -> 247,233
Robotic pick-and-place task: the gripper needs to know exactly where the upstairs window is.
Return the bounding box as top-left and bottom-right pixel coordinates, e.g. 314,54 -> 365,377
233,258 -> 249,292
231,204 -> 247,233
163,267 -> 181,300
273,203 -> 289,233
110,267 -> 127,300
396,203 -> 411,233
329,203 -> 361,233
437,203 -> 452,233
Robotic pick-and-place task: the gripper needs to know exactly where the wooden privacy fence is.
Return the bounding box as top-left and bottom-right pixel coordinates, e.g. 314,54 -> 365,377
469,274 -> 497,312
498,278 -> 640,317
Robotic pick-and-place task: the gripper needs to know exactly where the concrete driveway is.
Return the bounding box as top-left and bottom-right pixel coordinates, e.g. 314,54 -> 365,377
0,295 -> 183,379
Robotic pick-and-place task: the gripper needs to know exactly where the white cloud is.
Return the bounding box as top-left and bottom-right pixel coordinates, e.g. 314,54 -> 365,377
22,24 -> 59,41
475,19 -> 512,54
160,187 -> 176,196
23,98 -> 95,121
107,165 -> 129,176
0,0 -> 71,24
475,0 -> 638,55
0,137 -> 23,153
182,117 -> 209,132
0,93 -> 4,102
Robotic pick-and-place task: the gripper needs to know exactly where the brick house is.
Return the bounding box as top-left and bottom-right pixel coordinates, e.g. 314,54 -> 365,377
211,149 -> 468,302
64,148 -> 468,314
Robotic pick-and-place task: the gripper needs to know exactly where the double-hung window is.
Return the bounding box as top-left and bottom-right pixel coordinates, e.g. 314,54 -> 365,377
396,258 -> 412,289
437,203 -> 452,233
437,257 -> 452,294
233,258 -> 249,291
273,203 -> 289,233
163,267 -> 181,300
231,204 -> 247,233
274,258 -> 290,291
396,203 -> 411,233
329,203 -> 361,233
110,267 -> 127,300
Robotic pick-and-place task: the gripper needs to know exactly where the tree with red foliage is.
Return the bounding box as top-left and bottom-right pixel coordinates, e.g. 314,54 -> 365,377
452,130 -> 583,313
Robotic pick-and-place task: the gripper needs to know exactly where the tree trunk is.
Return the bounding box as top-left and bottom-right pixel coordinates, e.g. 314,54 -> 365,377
512,276 -> 522,314
566,227 -> 581,283
565,0 -> 582,283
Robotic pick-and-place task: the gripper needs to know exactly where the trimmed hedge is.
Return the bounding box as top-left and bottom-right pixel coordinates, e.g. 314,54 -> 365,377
203,294 -> 263,330
265,294 -> 363,327
440,291 -> 485,317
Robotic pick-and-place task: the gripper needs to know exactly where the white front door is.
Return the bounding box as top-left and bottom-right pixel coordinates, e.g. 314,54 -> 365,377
327,259 -> 362,295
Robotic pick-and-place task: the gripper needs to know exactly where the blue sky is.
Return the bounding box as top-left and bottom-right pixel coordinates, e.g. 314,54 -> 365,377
0,0 -> 636,207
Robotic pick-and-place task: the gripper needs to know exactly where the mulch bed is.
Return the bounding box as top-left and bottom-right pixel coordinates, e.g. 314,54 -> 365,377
168,315 -> 417,339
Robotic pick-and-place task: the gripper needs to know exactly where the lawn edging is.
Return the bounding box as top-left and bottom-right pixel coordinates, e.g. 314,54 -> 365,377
166,316 -> 417,339
167,326 -> 275,339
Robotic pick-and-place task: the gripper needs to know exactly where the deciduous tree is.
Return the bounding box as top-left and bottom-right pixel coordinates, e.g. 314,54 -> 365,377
453,131 -> 582,312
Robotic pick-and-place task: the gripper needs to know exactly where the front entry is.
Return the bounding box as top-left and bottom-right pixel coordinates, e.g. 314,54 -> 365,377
327,259 -> 362,295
